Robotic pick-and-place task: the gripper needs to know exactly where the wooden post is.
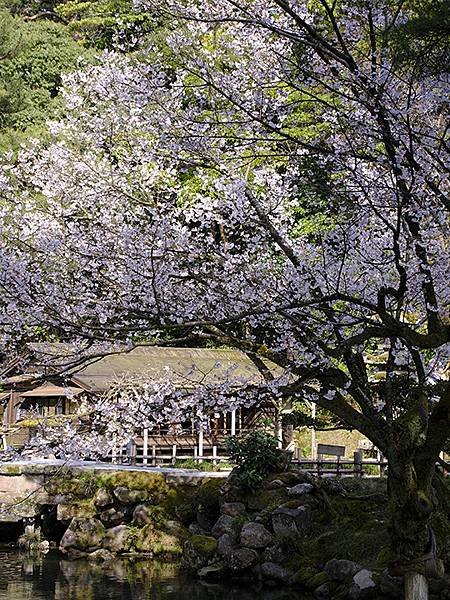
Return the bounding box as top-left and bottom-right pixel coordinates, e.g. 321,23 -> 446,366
111,435 -> 117,464
404,572 -> 428,600
354,450 -> 363,477
212,445 -> 217,466
275,411 -> 283,449
311,402 -> 316,459
152,444 -> 156,466
127,438 -> 137,466
143,428 -> 149,465
194,446 -> 198,463
172,444 -> 177,465
231,409 -> 236,436
379,452 -> 387,477
198,421 -> 204,463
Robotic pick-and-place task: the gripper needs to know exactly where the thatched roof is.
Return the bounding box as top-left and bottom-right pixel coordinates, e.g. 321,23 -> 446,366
69,346 -> 279,392
19,381 -> 83,398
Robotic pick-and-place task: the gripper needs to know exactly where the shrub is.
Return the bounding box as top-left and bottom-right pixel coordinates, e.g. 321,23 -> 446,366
225,430 -> 281,490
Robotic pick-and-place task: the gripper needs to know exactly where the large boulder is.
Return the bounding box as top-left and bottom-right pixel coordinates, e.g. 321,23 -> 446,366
134,524 -> 182,556
217,533 -> 234,558
240,522 -> 273,549
183,535 -> 218,571
211,514 -> 236,539
287,483 -> 314,497
60,518 -> 105,553
221,502 -> 246,517
348,569 -> 377,599
113,487 -> 149,504
57,503 -> 96,521
98,507 -> 128,527
94,488 -> 113,508
271,505 -> 311,537
324,559 -> 361,581
102,525 -> 131,553
260,562 -> 291,583
228,547 -> 259,572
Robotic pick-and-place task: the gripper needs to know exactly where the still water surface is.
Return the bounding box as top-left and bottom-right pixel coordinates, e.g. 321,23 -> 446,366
0,550 -> 311,600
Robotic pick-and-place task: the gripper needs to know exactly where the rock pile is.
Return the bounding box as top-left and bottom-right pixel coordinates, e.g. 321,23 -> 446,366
53,471 -> 190,560
180,471 -> 450,600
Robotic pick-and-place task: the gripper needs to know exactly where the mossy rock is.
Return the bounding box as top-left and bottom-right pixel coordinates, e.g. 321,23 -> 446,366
46,472 -> 100,499
134,523 -> 182,556
133,504 -> 168,527
247,488 -> 288,511
267,471 -> 303,485
306,571 -> 329,589
281,499 -> 307,510
190,535 -> 218,556
282,553 -> 303,573
192,479 -> 223,519
60,517 -> 106,552
174,501 -> 195,525
99,472 -> 169,498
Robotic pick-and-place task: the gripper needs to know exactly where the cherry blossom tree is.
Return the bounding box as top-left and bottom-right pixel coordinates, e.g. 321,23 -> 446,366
0,0 -> 448,587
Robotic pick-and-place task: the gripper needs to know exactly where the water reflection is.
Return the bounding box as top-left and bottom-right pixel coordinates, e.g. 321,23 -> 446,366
0,551 -> 311,600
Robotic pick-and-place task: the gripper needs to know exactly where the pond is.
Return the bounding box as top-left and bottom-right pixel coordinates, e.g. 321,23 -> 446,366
0,550 -> 312,600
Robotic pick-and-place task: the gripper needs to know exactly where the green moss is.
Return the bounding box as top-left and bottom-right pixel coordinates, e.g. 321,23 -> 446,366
190,535 -> 218,556
3,465 -> 22,475
282,553 -> 303,573
46,471 -> 100,499
98,471 -> 169,495
192,478 -> 223,519
134,505 -> 168,527
306,571 -> 328,589
134,523 -> 183,556
247,488 -> 288,511
375,546 -> 396,569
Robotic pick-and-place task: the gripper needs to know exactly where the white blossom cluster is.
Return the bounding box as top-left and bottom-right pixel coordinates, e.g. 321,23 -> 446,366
0,0 -> 448,457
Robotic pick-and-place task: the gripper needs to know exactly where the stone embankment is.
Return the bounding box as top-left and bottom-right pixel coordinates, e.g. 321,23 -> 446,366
181,471 -> 450,600
0,460 -> 226,560
1,461 -> 449,600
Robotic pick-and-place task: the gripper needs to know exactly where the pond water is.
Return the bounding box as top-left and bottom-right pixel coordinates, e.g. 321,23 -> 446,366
0,550 -> 312,600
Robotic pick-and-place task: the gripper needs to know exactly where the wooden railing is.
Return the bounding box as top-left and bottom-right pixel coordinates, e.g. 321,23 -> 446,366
108,441 -> 389,477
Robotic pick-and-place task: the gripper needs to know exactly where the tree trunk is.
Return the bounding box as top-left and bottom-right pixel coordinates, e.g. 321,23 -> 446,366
387,456 -> 431,564
386,444 -> 444,600
404,572 -> 428,600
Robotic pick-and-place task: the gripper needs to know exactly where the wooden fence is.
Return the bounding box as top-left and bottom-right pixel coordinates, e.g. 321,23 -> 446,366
109,441 -> 388,477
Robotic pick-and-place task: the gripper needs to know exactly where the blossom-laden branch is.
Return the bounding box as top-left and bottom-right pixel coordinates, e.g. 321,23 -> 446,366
0,1 -> 447,465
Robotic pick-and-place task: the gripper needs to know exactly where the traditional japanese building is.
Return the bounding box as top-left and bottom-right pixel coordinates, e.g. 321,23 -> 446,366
0,343 -> 290,462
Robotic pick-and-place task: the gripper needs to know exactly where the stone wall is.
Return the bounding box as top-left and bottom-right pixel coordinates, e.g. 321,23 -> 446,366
180,471 -> 450,600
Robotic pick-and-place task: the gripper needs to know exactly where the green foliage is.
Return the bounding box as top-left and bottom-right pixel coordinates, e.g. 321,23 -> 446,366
55,0 -> 157,50
284,401 -> 346,431
172,458 -> 216,471
386,0 -> 450,75
225,430 -> 281,490
0,9 -> 89,151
